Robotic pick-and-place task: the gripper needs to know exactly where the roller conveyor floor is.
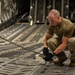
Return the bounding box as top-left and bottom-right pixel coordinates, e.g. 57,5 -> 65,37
0,23 -> 75,75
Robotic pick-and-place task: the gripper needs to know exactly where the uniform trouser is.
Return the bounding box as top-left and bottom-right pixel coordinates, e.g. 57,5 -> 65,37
47,37 -> 75,62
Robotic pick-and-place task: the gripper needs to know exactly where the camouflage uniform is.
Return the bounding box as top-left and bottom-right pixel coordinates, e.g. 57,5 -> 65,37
47,18 -> 75,63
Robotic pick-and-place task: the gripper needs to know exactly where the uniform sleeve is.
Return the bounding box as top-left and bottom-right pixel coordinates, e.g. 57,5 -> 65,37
63,24 -> 74,38
47,25 -> 54,35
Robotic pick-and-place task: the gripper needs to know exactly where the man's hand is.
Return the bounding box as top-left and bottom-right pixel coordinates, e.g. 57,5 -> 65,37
43,47 -> 49,56
43,53 -> 53,61
43,47 -> 53,61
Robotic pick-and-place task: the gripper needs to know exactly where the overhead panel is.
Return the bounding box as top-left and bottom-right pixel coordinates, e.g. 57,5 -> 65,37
0,2 -> 1,23
35,0 -> 46,23
53,0 -> 62,14
46,0 -> 53,16
63,0 -> 69,18
69,0 -> 75,21
30,0 -> 36,22
1,0 -> 17,23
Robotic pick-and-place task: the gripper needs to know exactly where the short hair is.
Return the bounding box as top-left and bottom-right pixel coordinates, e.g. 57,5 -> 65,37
48,9 -> 60,18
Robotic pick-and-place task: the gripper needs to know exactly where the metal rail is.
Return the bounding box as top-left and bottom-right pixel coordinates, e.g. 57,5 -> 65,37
0,36 -> 41,54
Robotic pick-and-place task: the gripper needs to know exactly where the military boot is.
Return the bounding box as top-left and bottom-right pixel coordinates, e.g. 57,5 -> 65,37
54,51 -> 67,66
54,57 -> 67,66
69,61 -> 75,67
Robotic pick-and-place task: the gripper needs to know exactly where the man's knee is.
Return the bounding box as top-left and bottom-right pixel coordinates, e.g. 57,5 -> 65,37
68,37 -> 75,62
68,37 -> 75,50
47,38 -> 58,51
48,39 -> 54,47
